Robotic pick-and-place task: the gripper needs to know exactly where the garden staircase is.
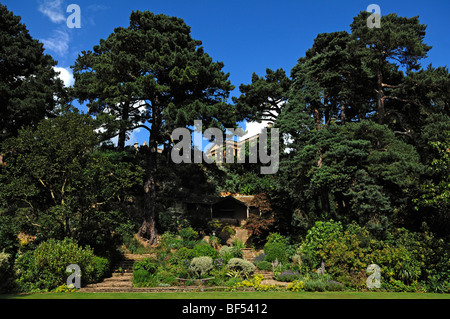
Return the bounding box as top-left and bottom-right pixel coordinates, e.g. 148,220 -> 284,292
79,255 -> 136,292
79,248 -> 284,292
78,253 -> 222,293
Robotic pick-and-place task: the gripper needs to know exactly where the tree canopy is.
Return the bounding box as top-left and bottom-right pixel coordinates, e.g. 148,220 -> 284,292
0,4 -> 65,143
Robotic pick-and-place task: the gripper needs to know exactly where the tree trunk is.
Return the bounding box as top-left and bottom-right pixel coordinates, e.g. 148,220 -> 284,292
138,146 -> 158,245
117,103 -> 129,151
340,102 -> 346,124
117,130 -> 126,152
313,106 -> 322,130
138,102 -> 160,246
377,64 -> 385,124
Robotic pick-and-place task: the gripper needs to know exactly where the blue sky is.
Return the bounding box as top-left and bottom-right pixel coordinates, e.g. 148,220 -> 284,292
2,0 -> 449,146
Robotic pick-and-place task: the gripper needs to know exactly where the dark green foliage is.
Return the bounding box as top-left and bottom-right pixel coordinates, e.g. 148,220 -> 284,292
233,68 -> 291,123
0,110 -> 144,252
255,260 -> 272,271
192,243 -> 219,259
14,238 -> 110,292
263,233 -> 288,263
0,4 -> 66,143
280,121 -> 424,235
178,227 -> 199,242
0,7 -> 449,294
133,258 -> 158,275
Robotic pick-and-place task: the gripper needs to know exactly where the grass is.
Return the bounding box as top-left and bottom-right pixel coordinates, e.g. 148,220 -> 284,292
2,291 -> 449,299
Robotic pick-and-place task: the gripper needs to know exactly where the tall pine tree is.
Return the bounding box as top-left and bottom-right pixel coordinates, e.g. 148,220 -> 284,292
72,11 -> 237,244
0,4 -> 65,143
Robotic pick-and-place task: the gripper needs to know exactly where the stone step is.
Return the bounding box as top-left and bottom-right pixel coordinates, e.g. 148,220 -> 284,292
256,271 -> 274,279
85,281 -> 133,288
111,272 -> 133,278
102,276 -> 132,282
79,286 -> 227,293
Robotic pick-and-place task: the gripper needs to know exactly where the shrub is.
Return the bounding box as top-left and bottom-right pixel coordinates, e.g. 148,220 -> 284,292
287,280 -> 304,292
227,258 -> 255,276
264,233 -> 288,263
255,260 -> 272,271
157,269 -> 178,286
213,257 -> 225,268
133,258 -> 157,275
189,256 -> 213,278
0,251 -> 13,293
179,227 -> 199,241
193,243 -> 218,259
219,245 -> 242,263
235,273 -> 275,291
54,284 -> 77,293
92,256 -> 110,282
324,280 -> 345,291
209,267 -> 228,286
133,269 -> 157,287
174,247 -> 196,264
160,232 -> 183,249
14,238 -> 108,291
274,270 -> 301,282
304,279 -> 326,292
300,220 -> 344,267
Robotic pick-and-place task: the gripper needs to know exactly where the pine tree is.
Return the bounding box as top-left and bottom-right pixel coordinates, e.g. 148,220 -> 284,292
0,4 -> 65,143
72,11 -> 237,244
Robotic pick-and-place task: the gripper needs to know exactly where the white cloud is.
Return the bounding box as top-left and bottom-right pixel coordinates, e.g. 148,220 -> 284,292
54,66 -> 74,87
41,29 -> 69,55
38,0 -> 66,24
239,120 -> 272,141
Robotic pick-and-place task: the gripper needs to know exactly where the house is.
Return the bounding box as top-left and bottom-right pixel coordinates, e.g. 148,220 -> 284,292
173,193 -> 257,225
205,134 -> 260,162
204,122 -> 274,162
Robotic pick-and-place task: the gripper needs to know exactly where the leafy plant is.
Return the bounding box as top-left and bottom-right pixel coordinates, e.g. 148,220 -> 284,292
274,270 -> 301,282
189,257 -> 213,278
192,243 -> 219,259
255,260 -> 272,271
227,258 -> 255,278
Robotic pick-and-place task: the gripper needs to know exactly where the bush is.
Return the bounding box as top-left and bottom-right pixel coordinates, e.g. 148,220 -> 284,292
92,256 -> 110,282
264,242 -> 287,263
189,257 -> 213,278
255,260 -> 272,271
219,245 -> 242,263
300,220 -> 343,269
287,280 -> 305,292
160,232 -> 183,249
14,238 -> 109,292
263,233 -> 288,263
304,279 -> 326,292
133,269 -> 157,287
174,247 -> 196,264
179,227 -> 199,241
133,258 -> 157,275
274,270 -> 301,282
157,269 -> 178,286
227,258 -> 255,276
0,251 -> 14,292
193,243 -> 218,259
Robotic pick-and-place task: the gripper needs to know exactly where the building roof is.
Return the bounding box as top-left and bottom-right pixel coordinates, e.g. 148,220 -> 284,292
180,193 -> 256,207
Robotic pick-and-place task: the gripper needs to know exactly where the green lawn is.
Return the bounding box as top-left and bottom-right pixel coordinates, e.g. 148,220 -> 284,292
2,291 -> 449,299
